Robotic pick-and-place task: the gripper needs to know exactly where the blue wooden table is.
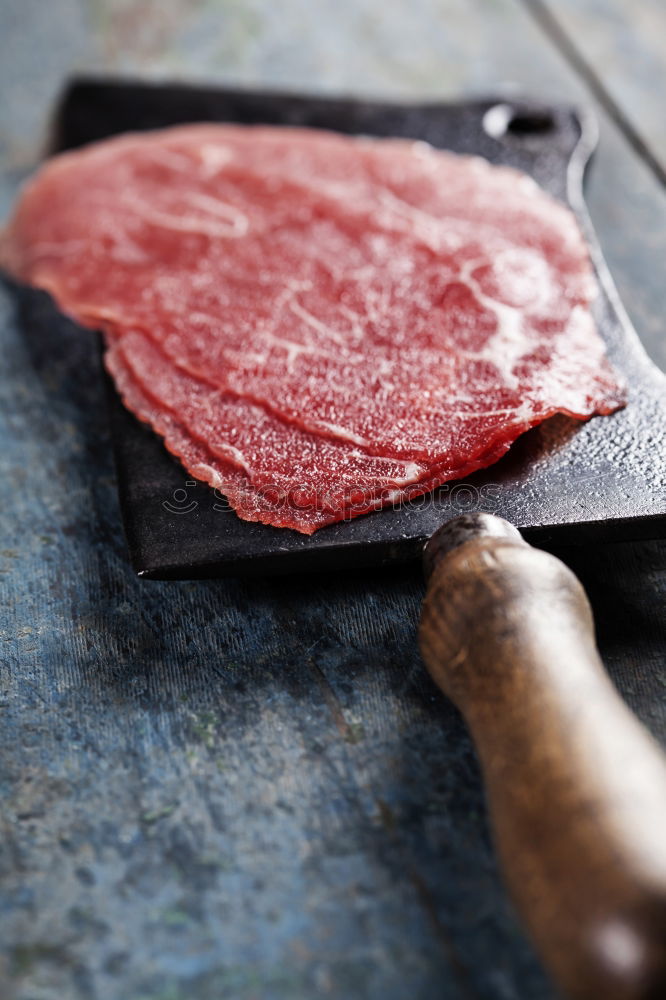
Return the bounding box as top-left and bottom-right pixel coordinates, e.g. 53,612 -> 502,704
1,3 -> 664,999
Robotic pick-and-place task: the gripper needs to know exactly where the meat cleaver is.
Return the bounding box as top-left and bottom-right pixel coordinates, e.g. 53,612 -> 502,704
48,80 -> 666,999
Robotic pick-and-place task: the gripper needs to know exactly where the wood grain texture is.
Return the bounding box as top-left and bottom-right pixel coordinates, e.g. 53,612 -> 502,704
420,515 -> 666,1000
0,2 -> 665,999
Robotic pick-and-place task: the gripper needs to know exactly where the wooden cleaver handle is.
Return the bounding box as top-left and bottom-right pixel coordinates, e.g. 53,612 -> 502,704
418,513 -> 666,1000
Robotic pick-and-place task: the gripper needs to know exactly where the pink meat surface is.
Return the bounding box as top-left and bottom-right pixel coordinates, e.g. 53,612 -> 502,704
106,335 -> 513,534
112,329 -> 434,512
111,328 -> 520,513
0,123 -> 626,533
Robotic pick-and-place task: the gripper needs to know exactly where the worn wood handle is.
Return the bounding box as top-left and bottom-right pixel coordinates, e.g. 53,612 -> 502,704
418,514 -> 666,1000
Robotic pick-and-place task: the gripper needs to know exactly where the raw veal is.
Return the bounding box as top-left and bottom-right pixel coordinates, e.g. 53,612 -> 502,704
0,124 -> 625,533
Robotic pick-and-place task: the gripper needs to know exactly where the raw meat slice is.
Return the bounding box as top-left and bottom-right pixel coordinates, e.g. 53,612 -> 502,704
0,123 -> 626,534
107,337 -> 513,534
111,328 -> 526,515
107,344 -> 334,533
109,329 -> 434,513
0,124 -> 625,467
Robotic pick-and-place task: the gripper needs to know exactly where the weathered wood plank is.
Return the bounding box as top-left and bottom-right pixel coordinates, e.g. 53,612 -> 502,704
0,292 -> 553,1000
0,2 -> 664,999
533,0 -> 666,177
